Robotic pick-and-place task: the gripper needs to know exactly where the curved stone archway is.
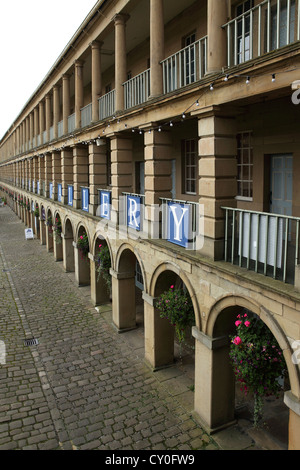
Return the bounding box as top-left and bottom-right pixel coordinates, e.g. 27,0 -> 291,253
62,217 -> 75,273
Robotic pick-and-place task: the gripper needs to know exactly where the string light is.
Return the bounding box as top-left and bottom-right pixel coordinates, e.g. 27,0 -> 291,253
209,83 -> 214,91
272,73 -> 276,82
246,76 -> 250,84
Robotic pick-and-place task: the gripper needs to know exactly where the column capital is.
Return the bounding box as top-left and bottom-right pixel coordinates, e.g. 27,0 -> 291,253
90,40 -> 103,49
113,13 -> 130,25
192,326 -> 229,350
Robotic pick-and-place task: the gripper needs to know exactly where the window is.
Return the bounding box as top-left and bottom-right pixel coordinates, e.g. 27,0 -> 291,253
182,32 -> 196,86
270,0 -> 296,51
106,150 -> 112,186
236,0 -> 254,64
236,132 -> 253,200
182,139 -> 197,195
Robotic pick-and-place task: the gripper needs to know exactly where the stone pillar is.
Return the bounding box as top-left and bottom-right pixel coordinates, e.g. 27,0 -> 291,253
34,107 -> 39,147
61,149 -> 73,205
114,14 -> 127,112
29,113 -> 34,149
62,74 -> 70,135
88,141 -> 108,216
90,254 -> 110,306
110,268 -> 136,332
207,0 -> 228,74
197,106 -> 237,260
39,101 -> 45,145
40,217 -> 46,246
53,85 -> 60,140
150,0 -> 164,97
75,60 -> 84,129
45,95 -> 51,142
25,117 -> 30,151
32,156 -> 38,193
44,153 -> 52,198
110,134 -> 133,223
73,145 -> 89,210
192,327 -> 236,433
143,292 -> 174,370
38,156 -> 45,196
52,151 -> 61,201
144,127 -> 173,235
91,41 -> 102,122
284,391 -> 300,450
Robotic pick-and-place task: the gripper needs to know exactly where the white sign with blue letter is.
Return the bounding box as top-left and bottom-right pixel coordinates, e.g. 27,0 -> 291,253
68,185 -> 73,206
167,202 -> 190,248
37,181 -> 40,195
100,191 -> 111,220
57,184 -> 62,202
49,183 -> 53,199
81,188 -> 89,212
127,195 -> 141,231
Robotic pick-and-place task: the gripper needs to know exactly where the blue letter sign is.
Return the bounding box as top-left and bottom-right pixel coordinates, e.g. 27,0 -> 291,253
167,202 -> 190,248
57,184 -> 62,202
68,185 -> 73,206
81,188 -> 89,212
127,195 -> 141,231
100,191 -> 111,220
49,183 -> 53,199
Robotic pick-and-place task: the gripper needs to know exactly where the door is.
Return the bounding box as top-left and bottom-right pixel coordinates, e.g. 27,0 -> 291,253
270,154 -> 293,216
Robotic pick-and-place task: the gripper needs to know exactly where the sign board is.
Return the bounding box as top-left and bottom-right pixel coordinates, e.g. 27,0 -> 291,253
57,184 -> 62,202
127,195 -> 141,231
167,202 -> 190,248
81,188 -> 89,212
25,228 -> 34,240
68,185 -> 73,206
99,191 -> 111,220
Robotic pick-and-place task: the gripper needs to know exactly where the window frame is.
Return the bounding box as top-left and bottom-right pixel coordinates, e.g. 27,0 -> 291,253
236,131 -> 253,201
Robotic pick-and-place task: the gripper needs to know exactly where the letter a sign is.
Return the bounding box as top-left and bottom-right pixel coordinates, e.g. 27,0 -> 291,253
167,202 -> 190,248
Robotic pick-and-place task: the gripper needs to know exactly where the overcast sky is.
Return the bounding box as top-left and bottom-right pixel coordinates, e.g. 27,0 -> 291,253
0,0 -> 97,140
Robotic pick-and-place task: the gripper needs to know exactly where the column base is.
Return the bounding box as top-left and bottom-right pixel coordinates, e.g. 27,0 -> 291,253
192,410 -> 237,435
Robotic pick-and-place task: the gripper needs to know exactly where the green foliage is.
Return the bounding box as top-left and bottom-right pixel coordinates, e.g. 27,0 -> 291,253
77,232 -> 89,258
95,244 -> 111,291
155,286 -> 194,343
53,217 -> 62,244
229,312 -> 287,426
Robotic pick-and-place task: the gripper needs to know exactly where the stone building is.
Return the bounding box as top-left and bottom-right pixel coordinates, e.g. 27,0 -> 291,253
1,0 -> 300,450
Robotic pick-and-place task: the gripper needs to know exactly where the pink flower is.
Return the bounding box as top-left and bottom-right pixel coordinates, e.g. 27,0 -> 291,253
235,320 -> 242,327
244,321 -> 251,327
244,313 -> 248,317
99,244 -> 102,248
80,236 -> 83,239
170,285 -> 174,289
233,336 -> 242,346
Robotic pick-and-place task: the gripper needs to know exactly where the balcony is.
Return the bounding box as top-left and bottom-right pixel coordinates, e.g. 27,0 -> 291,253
124,69 -> 150,110
81,103 -> 92,128
223,206 -> 300,285
223,0 -> 299,68
161,36 -> 207,94
99,90 -> 115,121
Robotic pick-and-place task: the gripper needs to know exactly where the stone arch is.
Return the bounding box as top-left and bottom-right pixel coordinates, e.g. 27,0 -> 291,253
111,243 -> 146,332
74,222 -> 91,286
149,261 -> 201,329
52,211 -> 63,261
90,231 -> 114,306
206,294 -> 300,398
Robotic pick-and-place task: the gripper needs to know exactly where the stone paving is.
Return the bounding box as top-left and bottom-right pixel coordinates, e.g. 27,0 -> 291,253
0,206 -> 225,451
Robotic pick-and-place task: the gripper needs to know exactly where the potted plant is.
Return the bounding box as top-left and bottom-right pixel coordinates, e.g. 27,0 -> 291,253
77,232 -> 89,259
33,207 -> 39,218
229,312 -> 287,428
155,285 -> 194,344
53,217 -> 62,244
95,244 -> 111,291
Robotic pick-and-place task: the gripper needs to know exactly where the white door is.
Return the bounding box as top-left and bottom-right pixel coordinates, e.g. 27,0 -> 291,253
270,154 -> 293,216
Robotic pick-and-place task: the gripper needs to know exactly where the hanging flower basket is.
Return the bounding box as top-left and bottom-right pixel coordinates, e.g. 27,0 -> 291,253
229,312 -> 288,428
155,285 -> 194,344
33,207 -> 39,218
77,233 -> 89,259
95,244 -> 111,291
53,217 -> 62,244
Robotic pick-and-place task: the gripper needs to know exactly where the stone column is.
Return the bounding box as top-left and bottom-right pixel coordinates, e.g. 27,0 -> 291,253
75,60 -> 84,129
44,153 -> 52,198
73,242 -> 90,286
62,74 -> 70,135
207,0 -> 228,74
39,101 -> 45,145
29,113 -> 34,149
73,145 -> 89,210
144,127 -> 173,236
34,107 -> 39,147
114,14 -> 127,112
110,134 -> 133,224
284,391 -> 300,450
150,0 -> 164,97
52,150 -> 61,200
25,117 -> 30,151
110,268 -> 136,331
197,106 -> 237,260
53,85 -> 60,139
88,141 -> 108,216
38,156 -> 45,196
192,327 -> 236,433
32,156 -> 38,193
91,41 -> 102,122
143,292 -> 174,370
61,149 -> 73,205
45,95 -> 51,142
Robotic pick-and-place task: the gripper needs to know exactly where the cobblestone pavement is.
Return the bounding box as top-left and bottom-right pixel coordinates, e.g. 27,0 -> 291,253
0,206 -> 226,451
